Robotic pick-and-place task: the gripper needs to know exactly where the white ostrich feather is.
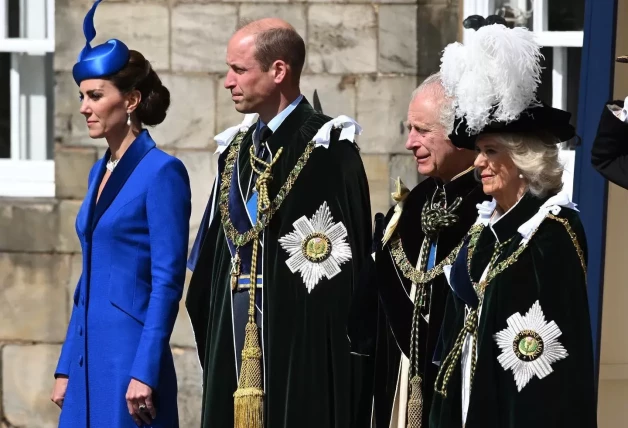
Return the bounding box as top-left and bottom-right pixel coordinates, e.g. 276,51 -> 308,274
440,24 -> 543,135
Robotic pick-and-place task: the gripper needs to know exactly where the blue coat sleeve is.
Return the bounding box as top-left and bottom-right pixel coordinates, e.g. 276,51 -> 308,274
55,276 -> 81,377
129,158 -> 191,388
55,162 -> 98,378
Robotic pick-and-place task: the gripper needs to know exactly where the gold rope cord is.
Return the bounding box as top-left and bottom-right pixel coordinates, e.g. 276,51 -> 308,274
406,188 -> 462,428
233,234 -> 265,428
225,132 -> 317,428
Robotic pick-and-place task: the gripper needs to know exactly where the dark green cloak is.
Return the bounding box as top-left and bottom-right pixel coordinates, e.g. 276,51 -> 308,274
430,193 -> 597,428
186,99 -> 373,428
348,170 -> 488,427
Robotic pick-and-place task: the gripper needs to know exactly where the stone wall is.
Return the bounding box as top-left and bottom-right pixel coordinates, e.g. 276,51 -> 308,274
0,0 -> 459,425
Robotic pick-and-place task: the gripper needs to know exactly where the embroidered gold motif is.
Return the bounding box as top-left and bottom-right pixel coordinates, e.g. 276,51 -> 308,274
302,232 -> 332,262
514,330 -> 543,360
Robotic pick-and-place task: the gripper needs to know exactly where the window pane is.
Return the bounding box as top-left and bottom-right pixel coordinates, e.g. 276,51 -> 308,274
549,0 -> 585,31
494,0 -> 585,32
2,0 -> 55,161
0,53 -> 9,158
494,0 -> 533,29
8,0 -> 19,38
536,47 -> 582,149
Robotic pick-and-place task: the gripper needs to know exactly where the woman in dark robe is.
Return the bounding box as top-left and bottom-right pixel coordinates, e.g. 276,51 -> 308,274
429,16 -> 598,428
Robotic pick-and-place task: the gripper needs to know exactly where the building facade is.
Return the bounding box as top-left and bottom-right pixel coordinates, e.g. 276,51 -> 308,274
0,0 -> 458,425
7,0 -> 626,426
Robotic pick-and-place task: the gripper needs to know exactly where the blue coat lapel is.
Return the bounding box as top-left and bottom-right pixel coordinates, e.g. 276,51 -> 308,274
78,159 -> 106,238
92,130 -> 156,230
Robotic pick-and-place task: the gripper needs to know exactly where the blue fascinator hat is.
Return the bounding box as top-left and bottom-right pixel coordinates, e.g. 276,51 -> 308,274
72,0 -> 130,85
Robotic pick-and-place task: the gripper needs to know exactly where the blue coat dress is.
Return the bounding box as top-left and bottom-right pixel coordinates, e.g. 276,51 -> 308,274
55,130 -> 191,428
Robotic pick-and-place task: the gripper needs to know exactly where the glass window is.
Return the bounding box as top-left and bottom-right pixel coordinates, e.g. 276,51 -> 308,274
493,0 -> 585,32
494,0 -> 533,29
1,0 -> 55,161
0,52 -> 10,158
0,0 -> 55,197
548,0 -> 585,32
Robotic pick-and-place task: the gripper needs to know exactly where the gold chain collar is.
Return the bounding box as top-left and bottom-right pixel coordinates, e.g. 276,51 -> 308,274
218,131 -> 316,247
389,236 -> 465,285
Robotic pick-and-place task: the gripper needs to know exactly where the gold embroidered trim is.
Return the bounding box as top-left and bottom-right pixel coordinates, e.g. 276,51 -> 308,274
219,131 -> 316,247
547,214 -> 587,280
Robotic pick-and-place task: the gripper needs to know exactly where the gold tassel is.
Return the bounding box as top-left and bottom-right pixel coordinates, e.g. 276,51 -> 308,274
234,322 -> 264,428
234,227 -> 264,427
406,375 -> 423,428
233,147 -> 284,427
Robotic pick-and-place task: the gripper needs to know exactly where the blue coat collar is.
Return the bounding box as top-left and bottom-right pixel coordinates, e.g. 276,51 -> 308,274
91,130 -> 156,229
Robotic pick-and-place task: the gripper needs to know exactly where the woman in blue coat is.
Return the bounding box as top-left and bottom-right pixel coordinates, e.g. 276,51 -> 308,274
50,2 -> 191,426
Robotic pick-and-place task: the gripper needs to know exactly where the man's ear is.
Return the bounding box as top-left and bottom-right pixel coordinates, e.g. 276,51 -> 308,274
272,60 -> 289,85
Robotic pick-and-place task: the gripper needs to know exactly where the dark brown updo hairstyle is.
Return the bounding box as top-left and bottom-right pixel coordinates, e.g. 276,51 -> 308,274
108,50 -> 170,126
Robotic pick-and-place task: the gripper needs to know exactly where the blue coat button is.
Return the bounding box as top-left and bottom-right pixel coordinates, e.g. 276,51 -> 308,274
78,325 -> 83,336
79,355 -> 83,367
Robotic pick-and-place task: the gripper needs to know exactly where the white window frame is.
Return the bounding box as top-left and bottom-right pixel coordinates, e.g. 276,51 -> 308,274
463,0 -> 583,198
0,0 -> 55,197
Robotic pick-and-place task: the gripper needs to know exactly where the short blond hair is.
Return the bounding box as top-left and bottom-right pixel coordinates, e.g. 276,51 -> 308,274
483,132 -> 564,197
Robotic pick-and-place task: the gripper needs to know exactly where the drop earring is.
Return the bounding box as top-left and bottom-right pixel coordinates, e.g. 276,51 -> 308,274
127,113 -> 131,126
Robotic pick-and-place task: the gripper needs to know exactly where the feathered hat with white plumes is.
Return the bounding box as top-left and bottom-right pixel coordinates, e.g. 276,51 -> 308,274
440,15 -> 576,149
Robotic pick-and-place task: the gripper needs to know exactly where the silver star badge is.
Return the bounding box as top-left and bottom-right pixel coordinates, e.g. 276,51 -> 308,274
494,300 -> 568,392
279,202 -> 352,293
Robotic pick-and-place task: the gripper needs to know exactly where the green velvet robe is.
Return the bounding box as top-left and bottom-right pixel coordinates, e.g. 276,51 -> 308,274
186,99 -> 373,428
430,193 -> 597,428
348,170 -> 488,427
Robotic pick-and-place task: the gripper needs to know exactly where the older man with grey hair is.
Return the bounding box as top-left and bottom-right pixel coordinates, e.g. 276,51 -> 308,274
348,73 -> 488,428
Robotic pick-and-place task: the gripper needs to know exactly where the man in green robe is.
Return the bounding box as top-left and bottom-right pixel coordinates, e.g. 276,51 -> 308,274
186,18 -> 373,428
348,74 -> 486,428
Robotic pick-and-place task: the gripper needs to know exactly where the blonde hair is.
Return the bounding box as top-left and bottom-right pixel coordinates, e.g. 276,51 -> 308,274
486,132 -> 564,197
